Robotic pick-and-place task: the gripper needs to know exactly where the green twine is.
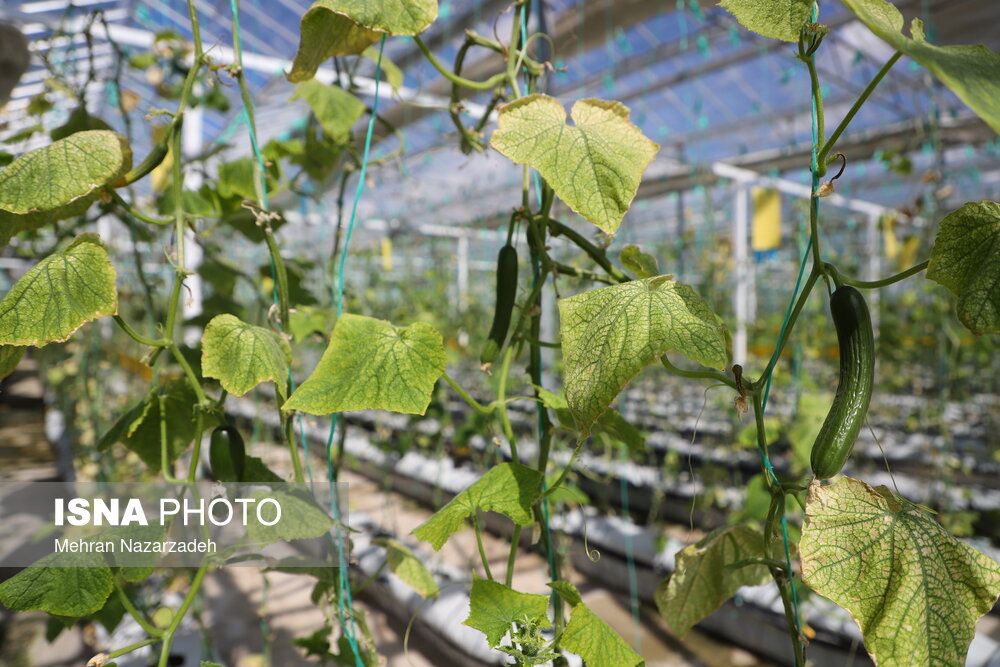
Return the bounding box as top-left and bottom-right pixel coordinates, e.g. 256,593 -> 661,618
228,0 -> 362,663
755,3 -> 827,643
323,33 -> 389,667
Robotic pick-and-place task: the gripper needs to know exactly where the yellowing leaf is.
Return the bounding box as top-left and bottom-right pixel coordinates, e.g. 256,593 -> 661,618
491,95 -> 658,234
719,0 -> 812,42
462,579 -> 549,648
558,277 -> 729,432
202,314 -> 291,399
282,313 -> 445,416
926,201 -> 1000,335
842,0 -> 1000,134
0,130 -> 131,242
562,602 -> 642,667
0,234 -> 117,346
800,476 -> 1000,667
413,463 -> 542,550
655,524 -> 770,637
289,0 -> 438,81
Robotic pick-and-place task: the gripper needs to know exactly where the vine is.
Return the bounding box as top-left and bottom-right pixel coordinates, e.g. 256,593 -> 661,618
0,1 -> 999,666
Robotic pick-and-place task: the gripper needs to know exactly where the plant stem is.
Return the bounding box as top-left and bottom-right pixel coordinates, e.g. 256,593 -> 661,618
108,190 -> 173,226
472,513 -> 494,580
413,36 -> 508,90
541,440 -> 584,499
759,270 -> 819,390
442,372 -> 492,414
505,525 -> 522,587
497,345 -> 519,461
544,218 -> 630,282
661,354 -> 738,390
157,565 -> 208,667
817,51 -> 902,169
114,578 -> 163,637
824,259 -> 928,289
166,343 -> 207,405
113,315 -> 166,348
108,637 -> 158,659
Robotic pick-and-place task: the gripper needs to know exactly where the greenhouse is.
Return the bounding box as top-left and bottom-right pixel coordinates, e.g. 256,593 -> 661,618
0,0 -> 999,665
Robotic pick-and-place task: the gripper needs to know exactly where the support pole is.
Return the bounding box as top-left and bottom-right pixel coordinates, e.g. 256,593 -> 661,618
733,183 -> 750,365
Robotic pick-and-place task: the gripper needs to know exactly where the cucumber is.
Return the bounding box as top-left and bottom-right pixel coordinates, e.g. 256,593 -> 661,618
209,425 -> 246,482
114,127 -> 173,187
480,244 -> 518,367
810,286 -> 875,479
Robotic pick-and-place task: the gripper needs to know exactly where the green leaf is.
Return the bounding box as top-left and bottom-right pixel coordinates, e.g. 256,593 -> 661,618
0,558 -> 112,617
290,80 -> 366,143
799,476 -> 1000,667
413,463 -> 542,550
201,662 -> 224,667
289,0 -> 438,81
655,523 -> 770,637
719,0 -> 812,42
561,602 -> 642,667
926,201 -> 1000,335
372,537 -> 438,597
547,580 -> 582,607
841,0 -> 1000,134
246,488 -> 335,544
558,277 -> 729,433
0,346 -> 24,380
462,579 -> 549,648
217,158 -> 258,201
363,46 -> 403,91
536,385 -> 644,449
288,306 -> 336,342
491,95 -> 658,233
202,314 -> 292,400
0,130 -> 131,240
283,313 -> 446,416
618,244 -> 659,279
0,234 -> 118,346
98,378 -> 208,471
49,107 -> 113,141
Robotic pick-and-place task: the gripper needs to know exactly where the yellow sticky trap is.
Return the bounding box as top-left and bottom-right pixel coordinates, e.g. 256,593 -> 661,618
381,237 -> 393,272
899,236 -> 921,270
150,123 -> 172,194
883,215 -> 898,260
751,187 -> 781,251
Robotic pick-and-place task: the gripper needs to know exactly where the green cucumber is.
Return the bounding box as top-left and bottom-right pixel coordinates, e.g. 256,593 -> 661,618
480,244 -> 518,367
209,425 -> 246,482
810,286 -> 875,479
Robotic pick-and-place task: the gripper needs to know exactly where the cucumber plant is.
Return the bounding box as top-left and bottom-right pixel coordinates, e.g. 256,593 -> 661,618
0,1 -> 999,666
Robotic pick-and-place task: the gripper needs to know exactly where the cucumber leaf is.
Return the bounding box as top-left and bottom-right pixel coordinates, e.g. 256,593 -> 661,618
491,95 -> 658,234
927,201 -> 1000,334
289,0 -> 437,81
283,313 -> 446,416
463,579 -> 549,648
413,463 -> 541,550
841,0 -> 1000,134
655,523 -> 770,636
202,314 -> 292,399
800,476 -> 1000,666
0,234 -> 117,346
558,276 -> 729,433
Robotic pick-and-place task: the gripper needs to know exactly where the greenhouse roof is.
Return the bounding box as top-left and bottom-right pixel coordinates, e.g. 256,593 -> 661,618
2,0 -> 999,232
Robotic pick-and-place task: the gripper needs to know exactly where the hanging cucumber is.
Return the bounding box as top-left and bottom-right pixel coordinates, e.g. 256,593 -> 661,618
480,243 -> 518,367
810,285 -> 875,479
209,424 -> 246,482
